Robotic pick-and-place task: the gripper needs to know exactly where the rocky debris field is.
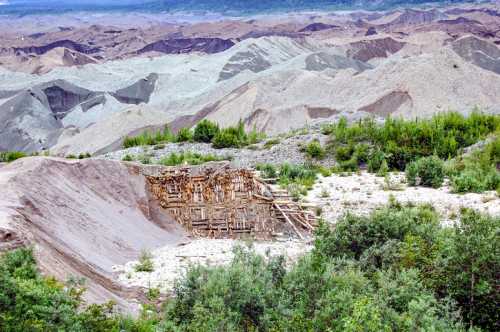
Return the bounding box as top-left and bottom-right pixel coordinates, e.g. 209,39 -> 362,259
113,239 -> 312,293
307,172 -> 500,225
101,130 -> 334,168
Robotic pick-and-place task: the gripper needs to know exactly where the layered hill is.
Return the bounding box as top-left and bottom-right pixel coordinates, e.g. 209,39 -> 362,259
1,3 -> 500,154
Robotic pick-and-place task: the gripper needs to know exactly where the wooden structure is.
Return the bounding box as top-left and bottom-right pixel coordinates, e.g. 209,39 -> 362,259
146,163 -> 316,239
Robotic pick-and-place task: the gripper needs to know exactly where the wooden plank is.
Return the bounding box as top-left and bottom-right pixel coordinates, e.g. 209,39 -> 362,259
273,203 -> 304,240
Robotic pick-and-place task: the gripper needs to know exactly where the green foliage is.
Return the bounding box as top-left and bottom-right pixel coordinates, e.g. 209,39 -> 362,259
0,248 -> 160,332
158,151 -> 228,166
212,129 -> 241,148
212,121 -> 248,149
434,210 -> 499,330
122,154 -> 133,162
368,149 -> 386,173
175,128 -> 194,143
3,203 -> 498,331
163,202 -> 489,331
255,163 -> 278,179
448,136 -> 500,193
405,156 -> 445,188
0,151 -> 27,163
123,126 -> 175,148
304,140 -> 326,160
247,126 -> 266,145
377,159 -> 389,177
193,120 -> 220,143
135,250 -> 154,273
327,112 -> 500,171
263,138 -> 280,149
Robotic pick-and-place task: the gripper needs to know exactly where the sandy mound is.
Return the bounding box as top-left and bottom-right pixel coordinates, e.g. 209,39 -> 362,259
0,157 -> 187,311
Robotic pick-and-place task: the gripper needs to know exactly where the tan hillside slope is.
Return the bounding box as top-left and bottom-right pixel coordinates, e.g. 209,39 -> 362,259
0,157 -> 187,311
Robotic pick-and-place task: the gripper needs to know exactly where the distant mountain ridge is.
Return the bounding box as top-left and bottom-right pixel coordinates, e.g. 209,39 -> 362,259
0,0 -> 485,16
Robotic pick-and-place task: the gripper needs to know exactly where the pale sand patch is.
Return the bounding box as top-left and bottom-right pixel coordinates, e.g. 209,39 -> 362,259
307,171 -> 500,224
113,239 -> 312,292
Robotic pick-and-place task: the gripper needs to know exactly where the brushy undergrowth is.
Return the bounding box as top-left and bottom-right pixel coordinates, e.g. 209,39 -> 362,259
123,120 -> 266,150
323,111 -> 500,172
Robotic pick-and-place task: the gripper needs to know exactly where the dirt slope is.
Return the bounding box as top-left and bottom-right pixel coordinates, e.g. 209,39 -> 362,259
0,157 -> 188,311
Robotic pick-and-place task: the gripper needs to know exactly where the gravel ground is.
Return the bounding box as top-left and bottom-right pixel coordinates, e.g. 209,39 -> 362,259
306,171 -> 500,225
100,131 -> 335,168
113,239 -> 312,292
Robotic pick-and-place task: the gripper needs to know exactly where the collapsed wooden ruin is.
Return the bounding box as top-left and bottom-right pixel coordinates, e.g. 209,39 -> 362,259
146,162 -> 317,239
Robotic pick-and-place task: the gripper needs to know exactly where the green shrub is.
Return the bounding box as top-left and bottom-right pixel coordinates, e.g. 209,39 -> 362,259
334,145 -> 354,162
175,128 -> 194,143
264,138 -> 280,149
339,156 -> 359,172
212,129 -> 242,148
368,150 -> 385,173
0,151 -> 27,162
353,143 -> 370,164
135,250 -> 154,273
377,159 -> 389,177
78,152 -> 91,159
163,202 -> 483,331
405,156 -> 445,188
123,126 -> 174,148
449,136 -> 500,193
158,151 -> 227,166
304,140 -> 325,160
247,126 -> 266,144
255,163 -> 277,179
122,154 -> 133,162
193,119 -> 220,143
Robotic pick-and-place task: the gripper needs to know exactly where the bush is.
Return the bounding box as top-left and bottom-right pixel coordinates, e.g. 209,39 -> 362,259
405,156 -> 445,188
193,120 -> 220,143
123,126 -> 174,148
122,154 -> 133,162
135,250 -> 154,272
368,150 -> 386,173
304,140 -> 325,160
0,248 -> 153,331
175,128 -> 194,143
212,129 -> 242,148
255,163 -> 277,179
264,138 -> 280,149
334,145 -> 354,162
339,156 -> 359,172
0,151 -> 27,162
449,136 -> 500,193
158,151 -> 228,166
